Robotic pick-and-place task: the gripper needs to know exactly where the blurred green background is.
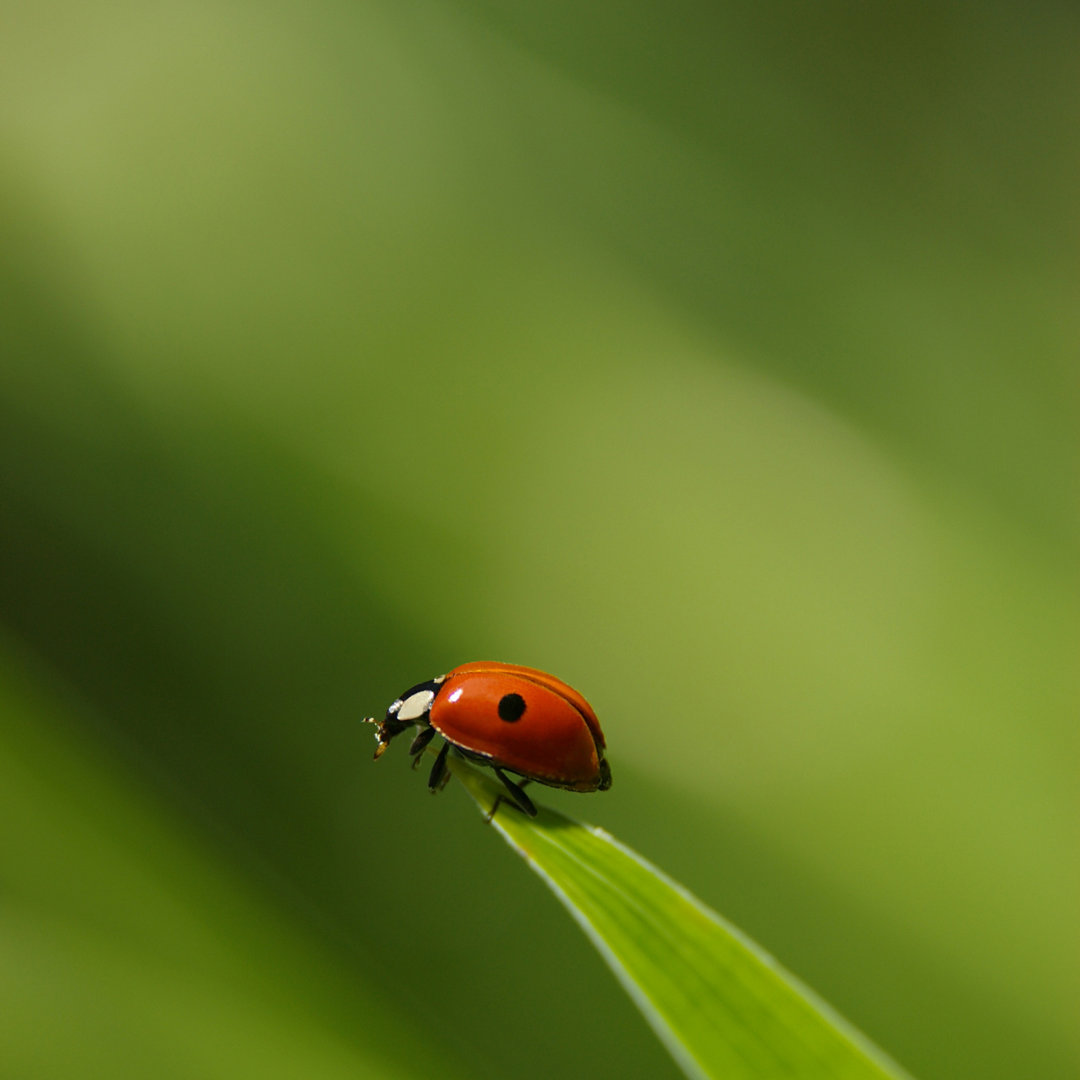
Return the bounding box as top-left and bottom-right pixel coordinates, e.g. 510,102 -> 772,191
1,3 -> 1076,1079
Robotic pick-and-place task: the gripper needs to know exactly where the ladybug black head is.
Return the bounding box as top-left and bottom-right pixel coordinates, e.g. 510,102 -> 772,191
367,675 -> 444,759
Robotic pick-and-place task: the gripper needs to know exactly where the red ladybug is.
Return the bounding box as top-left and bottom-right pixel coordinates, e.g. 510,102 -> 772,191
364,661 -> 611,817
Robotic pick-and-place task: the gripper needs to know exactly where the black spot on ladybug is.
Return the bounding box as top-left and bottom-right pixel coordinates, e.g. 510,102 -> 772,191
497,693 -> 527,722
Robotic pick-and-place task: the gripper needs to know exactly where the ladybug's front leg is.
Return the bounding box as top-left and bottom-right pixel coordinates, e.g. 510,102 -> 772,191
409,725 -> 437,769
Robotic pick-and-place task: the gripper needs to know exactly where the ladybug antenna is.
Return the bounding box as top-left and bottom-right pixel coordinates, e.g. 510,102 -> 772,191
362,715 -> 389,759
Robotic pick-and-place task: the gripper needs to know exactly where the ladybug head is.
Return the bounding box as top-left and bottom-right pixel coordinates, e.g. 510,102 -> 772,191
365,675 -> 444,759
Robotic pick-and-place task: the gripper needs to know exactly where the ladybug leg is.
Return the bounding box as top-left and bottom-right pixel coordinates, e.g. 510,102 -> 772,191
427,741 -> 452,793
489,768 -> 537,820
409,725 -> 436,769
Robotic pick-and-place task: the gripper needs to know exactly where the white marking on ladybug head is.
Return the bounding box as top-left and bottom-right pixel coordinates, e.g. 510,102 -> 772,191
397,689 -> 435,722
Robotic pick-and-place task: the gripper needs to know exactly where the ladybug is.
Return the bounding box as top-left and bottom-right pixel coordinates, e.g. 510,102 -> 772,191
364,662 -> 611,817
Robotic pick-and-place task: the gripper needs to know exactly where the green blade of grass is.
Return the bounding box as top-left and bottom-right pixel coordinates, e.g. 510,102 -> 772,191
449,759 -> 914,1080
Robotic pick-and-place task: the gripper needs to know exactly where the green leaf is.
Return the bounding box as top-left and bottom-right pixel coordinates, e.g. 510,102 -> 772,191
449,759 -> 914,1080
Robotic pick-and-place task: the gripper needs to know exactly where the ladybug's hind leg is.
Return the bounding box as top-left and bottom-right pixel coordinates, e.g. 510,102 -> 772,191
488,768 -> 536,820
